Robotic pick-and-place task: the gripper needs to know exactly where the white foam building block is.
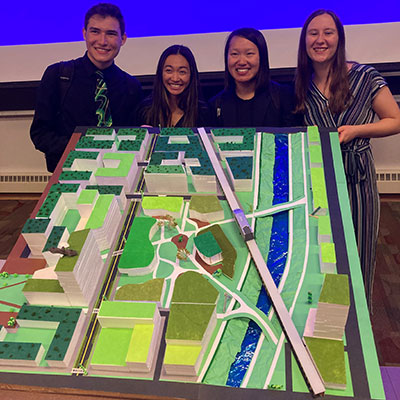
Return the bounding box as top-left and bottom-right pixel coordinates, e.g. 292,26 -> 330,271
56,230 -> 103,307
191,173 -> 217,193
144,172 -> 188,194
23,291 -> 71,307
32,265 -> 58,280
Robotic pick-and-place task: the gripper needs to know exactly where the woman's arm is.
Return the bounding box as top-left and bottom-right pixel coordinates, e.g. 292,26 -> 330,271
338,86 -> 400,143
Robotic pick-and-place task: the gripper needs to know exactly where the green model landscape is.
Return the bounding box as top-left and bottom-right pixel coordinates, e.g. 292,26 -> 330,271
115,279 -> 164,302
55,229 -> 90,272
189,195 -> 223,214
197,225 -> 236,279
142,196 -> 183,214
118,217 -> 157,271
0,127 -> 384,400
319,274 -> 350,306
304,337 -> 346,389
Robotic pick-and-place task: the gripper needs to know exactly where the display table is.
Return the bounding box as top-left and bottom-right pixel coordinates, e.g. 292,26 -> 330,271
0,127 -> 384,400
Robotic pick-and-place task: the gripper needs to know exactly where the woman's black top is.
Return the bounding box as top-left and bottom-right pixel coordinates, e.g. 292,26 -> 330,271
209,81 -> 301,127
136,97 -> 213,127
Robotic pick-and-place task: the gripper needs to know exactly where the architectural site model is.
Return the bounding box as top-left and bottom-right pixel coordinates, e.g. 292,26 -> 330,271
0,126 -> 385,399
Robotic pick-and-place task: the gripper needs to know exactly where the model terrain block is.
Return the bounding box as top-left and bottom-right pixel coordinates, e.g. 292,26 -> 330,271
314,273 -> 350,340
91,301 -> 161,373
304,336 -> 346,390
118,217 -> 158,276
193,231 -> 223,265
196,224 -> 236,279
0,126 -> 384,400
188,195 -> 224,222
142,196 -> 184,219
115,279 -> 164,302
163,272 -> 218,376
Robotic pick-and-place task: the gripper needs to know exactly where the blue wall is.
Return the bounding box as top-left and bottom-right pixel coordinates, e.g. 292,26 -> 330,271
3,0 -> 399,46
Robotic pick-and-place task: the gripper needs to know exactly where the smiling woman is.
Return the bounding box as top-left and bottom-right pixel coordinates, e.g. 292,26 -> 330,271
136,44 -> 212,127
227,36 -> 260,98
294,9 -> 400,310
209,27 -> 300,127
305,14 -> 339,71
162,55 -> 190,97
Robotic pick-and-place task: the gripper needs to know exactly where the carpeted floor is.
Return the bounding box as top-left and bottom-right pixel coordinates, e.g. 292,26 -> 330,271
0,195 -> 39,259
372,198 -> 400,366
0,193 -> 399,368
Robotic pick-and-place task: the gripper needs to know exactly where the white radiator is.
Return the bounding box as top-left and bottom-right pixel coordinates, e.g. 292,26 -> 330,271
376,170 -> 400,194
0,173 -> 51,193
1,170 -> 399,194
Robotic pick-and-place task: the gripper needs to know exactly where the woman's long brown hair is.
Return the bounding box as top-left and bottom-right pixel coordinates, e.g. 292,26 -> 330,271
146,45 -> 199,127
295,9 -> 352,114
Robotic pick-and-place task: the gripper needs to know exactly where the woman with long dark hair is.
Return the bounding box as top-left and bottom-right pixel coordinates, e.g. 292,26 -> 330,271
138,44 -> 211,127
295,9 -> 400,309
209,27 -> 298,127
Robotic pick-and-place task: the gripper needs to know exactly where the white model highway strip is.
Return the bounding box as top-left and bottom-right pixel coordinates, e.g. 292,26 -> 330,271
198,128 -> 325,396
180,200 -> 191,233
252,131 -> 262,229
288,132 -> 311,315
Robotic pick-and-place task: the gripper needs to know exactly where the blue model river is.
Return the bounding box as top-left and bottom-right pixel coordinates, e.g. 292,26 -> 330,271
226,134 -> 289,387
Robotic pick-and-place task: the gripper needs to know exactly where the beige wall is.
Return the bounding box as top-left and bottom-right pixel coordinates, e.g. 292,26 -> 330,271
1,22 -> 399,82
371,137 -> 400,170
0,111 -> 49,192
0,111 -> 46,174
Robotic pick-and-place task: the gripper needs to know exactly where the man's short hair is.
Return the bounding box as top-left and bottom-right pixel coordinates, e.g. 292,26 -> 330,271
84,3 -> 125,35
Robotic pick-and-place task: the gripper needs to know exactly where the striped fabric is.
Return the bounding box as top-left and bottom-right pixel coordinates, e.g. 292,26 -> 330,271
304,64 -> 387,310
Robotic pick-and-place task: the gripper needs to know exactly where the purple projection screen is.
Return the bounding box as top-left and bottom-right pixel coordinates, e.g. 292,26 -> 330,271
1,0 -> 399,83
2,0 -> 400,46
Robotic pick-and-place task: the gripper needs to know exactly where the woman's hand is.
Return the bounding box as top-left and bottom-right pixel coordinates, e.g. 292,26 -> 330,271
338,86 -> 400,144
337,125 -> 359,144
